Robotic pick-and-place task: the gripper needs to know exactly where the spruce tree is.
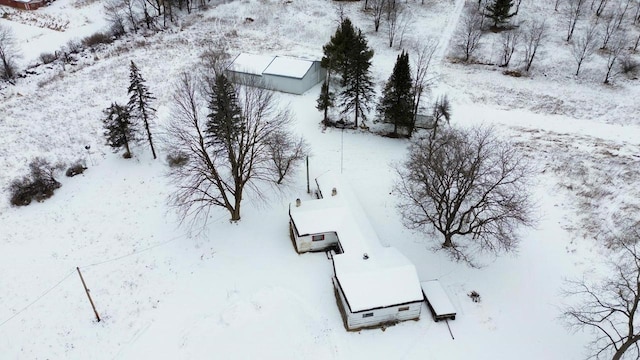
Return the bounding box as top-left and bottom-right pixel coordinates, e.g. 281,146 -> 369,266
103,102 -> 136,158
339,29 -> 374,128
127,60 -> 157,159
377,51 -> 414,137
485,0 -> 515,28
316,80 -> 335,125
322,18 -> 357,85
205,74 -> 244,149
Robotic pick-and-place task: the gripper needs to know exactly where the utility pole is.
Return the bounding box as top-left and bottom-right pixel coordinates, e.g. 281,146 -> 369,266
76,267 -> 101,322
306,156 -> 310,194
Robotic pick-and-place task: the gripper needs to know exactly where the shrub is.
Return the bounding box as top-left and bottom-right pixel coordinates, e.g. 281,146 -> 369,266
9,158 -> 63,206
40,52 -> 57,64
166,151 -> 189,167
65,162 -> 86,177
82,32 -> 114,48
620,56 -> 639,78
65,39 -> 83,54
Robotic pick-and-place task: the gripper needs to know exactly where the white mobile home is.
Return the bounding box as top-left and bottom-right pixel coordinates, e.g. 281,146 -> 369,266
226,53 -> 326,95
289,172 -> 424,330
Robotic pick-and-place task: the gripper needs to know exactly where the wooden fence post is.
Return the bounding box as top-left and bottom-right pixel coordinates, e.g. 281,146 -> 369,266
76,267 -> 101,322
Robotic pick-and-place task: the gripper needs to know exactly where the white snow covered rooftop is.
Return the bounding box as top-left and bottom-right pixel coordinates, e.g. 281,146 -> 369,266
262,57 -> 314,79
227,53 -> 275,76
228,54 -> 315,79
291,172 -> 423,312
334,248 -> 423,312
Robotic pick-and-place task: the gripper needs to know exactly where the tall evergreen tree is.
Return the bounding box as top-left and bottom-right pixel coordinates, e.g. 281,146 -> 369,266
316,80 -> 335,125
485,0 -> 515,28
377,51 -> 414,137
321,18 -> 357,85
127,60 -> 157,159
205,74 -> 243,150
340,29 -> 375,128
102,102 -> 136,158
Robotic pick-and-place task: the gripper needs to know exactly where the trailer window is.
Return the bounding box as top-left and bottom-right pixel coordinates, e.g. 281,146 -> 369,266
362,312 -> 374,318
398,306 -> 410,312
312,234 -> 325,241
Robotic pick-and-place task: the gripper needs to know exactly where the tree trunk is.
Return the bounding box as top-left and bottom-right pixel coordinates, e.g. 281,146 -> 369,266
443,234 -> 453,248
612,338 -> 640,360
231,191 -> 242,221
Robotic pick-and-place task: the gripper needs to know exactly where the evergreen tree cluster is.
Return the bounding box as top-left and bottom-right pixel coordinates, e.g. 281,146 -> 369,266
485,0 -> 515,28
102,60 -> 157,159
319,18 -> 375,128
318,18 -> 421,138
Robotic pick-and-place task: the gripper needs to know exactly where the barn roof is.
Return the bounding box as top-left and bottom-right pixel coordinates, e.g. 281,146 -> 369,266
227,54 -> 316,79
290,172 -> 423,312
227,53 -> 275,75
263,57 -> 314,79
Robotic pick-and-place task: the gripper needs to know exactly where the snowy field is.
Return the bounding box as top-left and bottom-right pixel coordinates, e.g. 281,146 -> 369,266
1,0 -> 639,359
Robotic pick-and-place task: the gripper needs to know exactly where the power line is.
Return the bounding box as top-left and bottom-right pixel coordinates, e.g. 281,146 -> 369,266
0,269 -> 75,329
80,235 -> 184,269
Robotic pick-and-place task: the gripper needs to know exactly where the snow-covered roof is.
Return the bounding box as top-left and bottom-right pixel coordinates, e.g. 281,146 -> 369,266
334,248 -> 423,312
291,172 -> 423,312
420,280 -> 456,316
227,53 -> 275,76
263,57 -> 314,79
227,54 -> 316,79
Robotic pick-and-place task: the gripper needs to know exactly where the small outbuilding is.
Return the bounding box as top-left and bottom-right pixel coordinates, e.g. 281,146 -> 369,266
332,249 -> 424,331
0,0 -> 44,10
226,53 -> 326,95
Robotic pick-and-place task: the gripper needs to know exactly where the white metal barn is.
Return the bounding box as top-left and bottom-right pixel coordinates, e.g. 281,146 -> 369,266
289,172 -> 424,330
226,53 -> 326,95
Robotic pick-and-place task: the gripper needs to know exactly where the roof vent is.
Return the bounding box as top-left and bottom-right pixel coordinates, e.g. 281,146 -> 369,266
295,198 -> 301,207
363,253 -> 369,260
332,187 -> 337,196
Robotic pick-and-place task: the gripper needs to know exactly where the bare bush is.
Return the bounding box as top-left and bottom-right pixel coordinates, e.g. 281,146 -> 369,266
166,151 -> 189,168
65,162 -> 87,177
40,52 -> 58,65
82,32 -> 114,48
10,158 -> 63,206
0,24 -> 20,81
395,126 -> 535,266
619,54 -> 639,78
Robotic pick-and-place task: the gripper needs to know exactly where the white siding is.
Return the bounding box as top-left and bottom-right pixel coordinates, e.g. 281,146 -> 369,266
333,278 -> 422,330
291,221 -> 339,253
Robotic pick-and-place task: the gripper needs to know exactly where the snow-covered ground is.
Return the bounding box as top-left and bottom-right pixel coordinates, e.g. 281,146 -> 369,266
1,0 -> 639,359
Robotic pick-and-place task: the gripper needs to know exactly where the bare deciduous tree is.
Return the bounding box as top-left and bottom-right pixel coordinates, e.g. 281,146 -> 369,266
566,0 -> 587,41
167,72 -> 301,225
386,1 -> 405,48
370,0 -> 386,32
395,126 -> 534,266
430,94 -> 451,140
265,131 -> 309,185
522,18 -> 546,72
604,33 -> 627,83
562,227 -> 640,360
456,8 -> 484,62
0,25 -> 20,82
410,39 -> 438,137
572,21 -> 600,76
599,10 -> 624,49
500,29 -> 521,67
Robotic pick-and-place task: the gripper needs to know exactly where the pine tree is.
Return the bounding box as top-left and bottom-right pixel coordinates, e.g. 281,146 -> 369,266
339,29 -> 374,128
205,74 -> 244,149
321,18 -> 357,85
102,102 -> 136,158
316,80 -> 335,125
127,60 -> 157,159
485,0 -> 515,28
377,51 -> 414,137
